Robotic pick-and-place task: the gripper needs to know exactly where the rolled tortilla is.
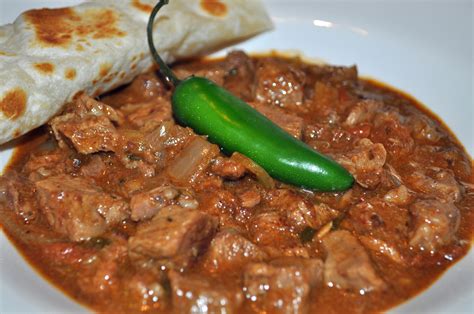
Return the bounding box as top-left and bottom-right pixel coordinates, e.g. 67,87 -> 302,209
0,0 -> 272,144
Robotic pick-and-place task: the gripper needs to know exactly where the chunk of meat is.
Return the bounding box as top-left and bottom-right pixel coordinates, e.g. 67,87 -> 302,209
35,175 -> 129,241
120,98 -> 172,128
243,257 -> 323,314
344,99 -> 383,126
0,173 -> 39,223
52,114 -> 120,154
322,230 -> 386,293
130,185 -> 179,221
253,102 -> 305,139
409,200 -> 460,252
409,114 -> 444,144
80,155 -> 106,178
223,50 -> 256,100
384,185 -> 412,206
169,271 -> 243,314
202,229 -> 267,273
128,205 -> 217,269
249,212 -> 295,247
238,190 -> 261,208
342,200 -> 410,264
371,111 -> 414,157
211,156 -> 246,180
23,150 -> 73,181
267,189 -> 338,233
124,272 -> 167,311
51,95 -> 124,154
255,57 -> 305,110
336,138 -> 387,189
406,168 -> 462,203
102,72 -> 166,106
77,240 -> 128,299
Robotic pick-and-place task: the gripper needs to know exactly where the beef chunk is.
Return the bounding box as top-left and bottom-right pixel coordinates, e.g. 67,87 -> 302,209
322,230 -> 385,293
255,57 -> 305,110
344,100 -> 383,126
243,257 -> 323,314
342,200 -> 410,264
130,185 -> 179,221
169,271 -> 243,314
267,189 -> 338,233
52,115 -> 119,154
249,212 -> 295,247
202,229 -> 267,273
409,199 -> 460,252
35,175 -> 128,241
51,95 -> 122,154
336,138 -> 387,189
128,205 -> 217,269
77,240 -> 128,299
253,102 -> 305,139
371,111 -> 414,157
223,50 -> 256,100
406,168 -> 462,203
0,173 -> 39,223
211,156 -> 247,180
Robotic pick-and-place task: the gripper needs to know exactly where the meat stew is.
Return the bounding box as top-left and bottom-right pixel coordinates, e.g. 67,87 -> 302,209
0,52 -> 472,313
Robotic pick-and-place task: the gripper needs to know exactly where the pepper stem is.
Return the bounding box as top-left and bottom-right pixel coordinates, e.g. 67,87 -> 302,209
147,0 -> 181,87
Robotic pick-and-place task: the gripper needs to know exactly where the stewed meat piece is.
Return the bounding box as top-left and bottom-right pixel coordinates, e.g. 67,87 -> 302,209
406,168 -> 462,203
409,199 -> 460,252
51,95 -> 123,154
322,230 -> 386,293
35,175 -> 129,241
130,185 -> 179,221
128,205 -> 217,269
255,57 -> 306,110
169,270 -> 243,314
223,50 -> 256,101
202,229 -> 267,273
243,257 -> 323,314
336,138 -> 387,189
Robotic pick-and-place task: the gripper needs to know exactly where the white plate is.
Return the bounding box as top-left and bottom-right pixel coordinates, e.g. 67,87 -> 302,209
0,0 -> 472,313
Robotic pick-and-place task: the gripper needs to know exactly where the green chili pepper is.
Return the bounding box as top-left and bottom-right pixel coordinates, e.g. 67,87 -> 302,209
147,0 -> 354,191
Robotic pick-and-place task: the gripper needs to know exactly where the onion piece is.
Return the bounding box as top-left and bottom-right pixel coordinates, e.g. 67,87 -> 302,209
166,136 -> 219,184
231,152 -> 274,189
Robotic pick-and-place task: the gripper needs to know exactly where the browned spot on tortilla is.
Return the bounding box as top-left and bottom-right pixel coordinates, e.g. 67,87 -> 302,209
0,89 -> 27,120
0,51 -> 16,56
132,0 -> 152,13
65,68 -> 77,80
99,63 -> 112,78
200,0 -> 228,17
13,129 -> 21,137
25,7 -> 126,48
76,44 -> 85,51
119,71 -> 126,79
34,62 -> 55,74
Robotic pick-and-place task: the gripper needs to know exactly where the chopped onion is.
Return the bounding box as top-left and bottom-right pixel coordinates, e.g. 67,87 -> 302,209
166,136 -> 219,184
231,152 -> 274,189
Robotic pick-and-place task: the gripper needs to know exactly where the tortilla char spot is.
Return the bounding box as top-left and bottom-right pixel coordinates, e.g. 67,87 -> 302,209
200,0 -> 228,17
65,68 -> 77,80
25,7 -> 126,48
0,89 -> 27,120
99,63 -> 112,78
0,51 -> 16,56
13,129 -> 22,137
132,0 -> 152,13
34,62 -> 55,74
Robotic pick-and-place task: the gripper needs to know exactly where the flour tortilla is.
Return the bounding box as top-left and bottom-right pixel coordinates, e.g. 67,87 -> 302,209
0,0 -> 273,144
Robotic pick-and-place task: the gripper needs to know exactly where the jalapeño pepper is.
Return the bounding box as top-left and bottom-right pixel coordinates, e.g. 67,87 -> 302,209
147,0 -> 354,191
